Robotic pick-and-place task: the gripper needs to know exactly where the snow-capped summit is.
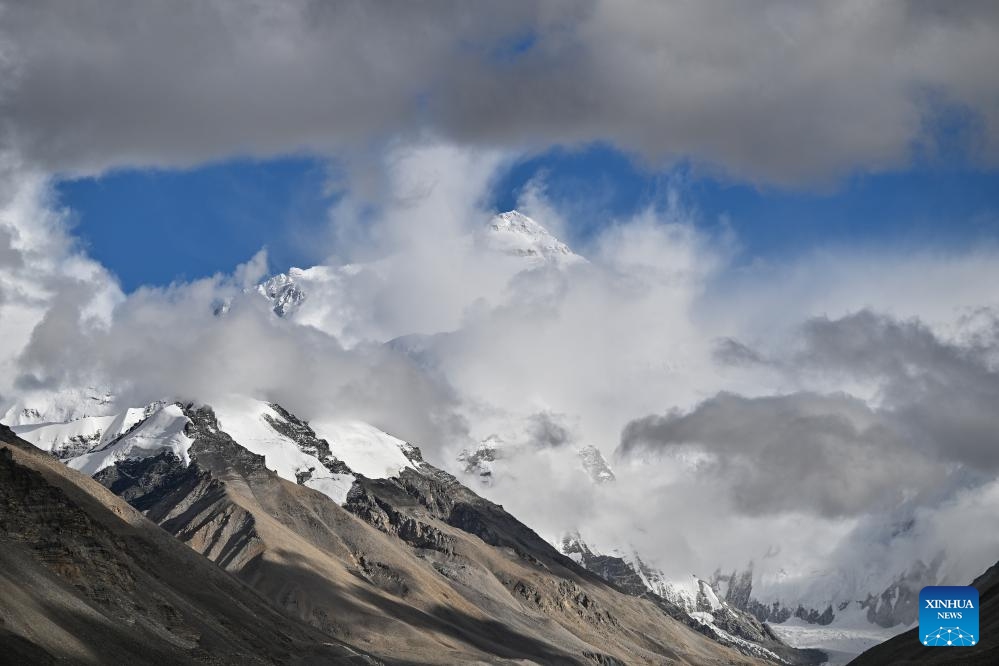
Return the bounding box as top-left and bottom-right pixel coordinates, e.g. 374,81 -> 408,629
577,445 -> 615,483
479,210 -> 580,263
256,211 -> 581,326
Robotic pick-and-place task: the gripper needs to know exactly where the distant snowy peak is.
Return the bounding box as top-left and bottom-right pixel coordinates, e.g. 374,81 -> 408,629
457,435 -> 502,483
480,210 -> 581,263
256,211 -> 581,320
256,265 -> 339,319
257,271 -> 307,317
715,559 -> 936,630
2,386 -> 118,426
457,436 -> 615,487
577,445 -> 615,483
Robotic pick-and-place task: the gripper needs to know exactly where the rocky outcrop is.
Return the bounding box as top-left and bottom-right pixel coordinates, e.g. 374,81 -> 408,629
343,482 -> 456,554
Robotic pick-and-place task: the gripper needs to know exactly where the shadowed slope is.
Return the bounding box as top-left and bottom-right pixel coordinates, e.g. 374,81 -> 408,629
0,424 -> 377,666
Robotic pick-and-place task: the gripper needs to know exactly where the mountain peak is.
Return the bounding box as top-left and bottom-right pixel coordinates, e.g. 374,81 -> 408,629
483,210 -> 578,261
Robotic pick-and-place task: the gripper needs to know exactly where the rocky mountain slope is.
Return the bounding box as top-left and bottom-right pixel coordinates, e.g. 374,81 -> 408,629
3,397 -> 781,665
847,559 -> 998,665
0,424 -> 376,665
559,535 -> 825,666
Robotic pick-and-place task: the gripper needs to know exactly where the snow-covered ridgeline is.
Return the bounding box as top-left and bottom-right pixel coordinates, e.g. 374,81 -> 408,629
9,392 -> 421,507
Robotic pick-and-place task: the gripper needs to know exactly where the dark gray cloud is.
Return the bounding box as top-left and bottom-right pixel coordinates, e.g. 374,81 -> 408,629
619,391 -> 948,518
619,310 -> 999,518
712,337 -> 766,367
795,311 -> 999,470
0,226 -> 23,270
526,410 -> 573,448
2,1 -> 999,182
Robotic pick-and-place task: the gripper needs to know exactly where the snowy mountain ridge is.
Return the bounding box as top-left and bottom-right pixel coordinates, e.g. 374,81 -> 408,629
10,393 -> 422,507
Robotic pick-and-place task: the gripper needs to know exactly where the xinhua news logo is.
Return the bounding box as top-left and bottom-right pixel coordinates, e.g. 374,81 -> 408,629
919,586 -> 979,647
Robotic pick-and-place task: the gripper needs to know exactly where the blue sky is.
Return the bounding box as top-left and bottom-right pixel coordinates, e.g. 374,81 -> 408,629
57,144 -> 999,292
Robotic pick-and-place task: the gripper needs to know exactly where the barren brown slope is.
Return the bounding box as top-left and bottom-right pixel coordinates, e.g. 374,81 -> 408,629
97,405 -> 769,665
0,424 -> 377,666
848,559 -> 999,666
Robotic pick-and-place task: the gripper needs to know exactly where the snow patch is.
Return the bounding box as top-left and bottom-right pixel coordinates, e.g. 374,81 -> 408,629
303,475 -> 356,505
311,419 -> 414,479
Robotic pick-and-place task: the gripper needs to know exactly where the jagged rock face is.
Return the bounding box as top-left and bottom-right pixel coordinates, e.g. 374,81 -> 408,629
263,403 -> 352,475
343,482 -> 456,555
258,272 -> 307,317
561,535 -> 683,611
94,451 -> 200,514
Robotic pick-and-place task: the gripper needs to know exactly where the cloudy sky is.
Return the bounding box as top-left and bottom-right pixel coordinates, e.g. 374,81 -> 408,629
2,0 -> 999,600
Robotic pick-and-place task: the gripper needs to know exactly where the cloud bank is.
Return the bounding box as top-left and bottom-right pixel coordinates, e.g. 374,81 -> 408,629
3,1 -> 999,182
